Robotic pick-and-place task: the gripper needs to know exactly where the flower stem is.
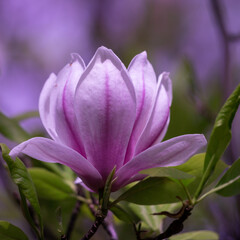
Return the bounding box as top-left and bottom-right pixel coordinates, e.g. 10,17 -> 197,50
80,167 -> 116,240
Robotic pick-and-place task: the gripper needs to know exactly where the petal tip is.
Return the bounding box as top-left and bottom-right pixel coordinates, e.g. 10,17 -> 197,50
70,53 -> 85,68
91,46 -> 127,72
139,50 -> 147,58
128,50 -> 150,70
158,72 -> 172,105
199,134 -> 207,145
9,147 -> 19,160
95,46 -> 114,63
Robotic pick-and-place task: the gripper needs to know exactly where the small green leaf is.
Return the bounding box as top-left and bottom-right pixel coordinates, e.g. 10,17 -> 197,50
216,158 -> 240,196
0,112 -> 30,142
0,221 -> 29,240
169,230 -> 219,240
29,168 -> 75,200
0,144 -> 43,239
195,84 -> 240,199
102,167 -> 116,211
128,203 -> 179,231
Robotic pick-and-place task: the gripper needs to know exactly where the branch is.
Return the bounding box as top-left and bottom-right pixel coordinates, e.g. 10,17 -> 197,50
139,200 -> 193,240
81,210 -> 107,240
66,197 -> 82,239
88,194 -> 118,240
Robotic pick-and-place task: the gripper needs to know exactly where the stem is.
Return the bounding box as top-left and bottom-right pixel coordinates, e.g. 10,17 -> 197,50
88,194 -> 118,240
178,180 -> 193,205
81,210 -> 107,240
133,224 -> 142,240
12,111 -> 40,122
66,198 -> 82,239
193,155 -> 215,202
196,175 -> 240,203
19,191 -> 42,240
80,168 -> 116,240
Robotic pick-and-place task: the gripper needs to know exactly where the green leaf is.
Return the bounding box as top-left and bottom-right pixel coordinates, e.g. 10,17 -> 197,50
140,167 -> 194,184
197,157 -> 240,200
112,154 -> 227,205
0,221 -> 29,240
29,168 -> 75,201
0,112 -> 30,142
216,158 -> 240,196
0,144 -> 43,239
102,167 -> 116,211
195,84 -> 240,199
176,153 -> 227,188
110,204 -> 134,224
112,177 -> 183,205
128,203 -> 179,231
169,230 -> 219,240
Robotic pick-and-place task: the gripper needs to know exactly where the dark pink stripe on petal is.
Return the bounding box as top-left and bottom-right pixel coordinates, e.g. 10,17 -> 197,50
62,72 -> 86,157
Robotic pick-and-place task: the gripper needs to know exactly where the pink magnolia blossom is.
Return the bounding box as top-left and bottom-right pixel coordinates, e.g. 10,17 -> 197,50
10,47 -> 206,192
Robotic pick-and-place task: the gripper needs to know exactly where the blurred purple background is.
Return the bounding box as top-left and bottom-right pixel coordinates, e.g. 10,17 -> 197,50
0,0 -> 240,239
0,0 -> 239,113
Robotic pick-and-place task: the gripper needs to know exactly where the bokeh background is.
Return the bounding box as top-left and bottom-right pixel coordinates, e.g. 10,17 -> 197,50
0,0 -> 240,239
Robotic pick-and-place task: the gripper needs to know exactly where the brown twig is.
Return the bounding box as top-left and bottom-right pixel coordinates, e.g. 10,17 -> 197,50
65,185 -> 84,240
139,200 -> 193,240
81,209 -> 107,240
87,193 -> 118,240
65,198 -> 82,239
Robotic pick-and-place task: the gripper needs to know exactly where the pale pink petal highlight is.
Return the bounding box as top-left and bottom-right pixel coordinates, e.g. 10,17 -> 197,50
113,134 -> 207,191
135,73 -> 172,154
39,54 -> 86,156
74,47 -> 136,181
9,137 -> 103,192
124,52 -> 157,163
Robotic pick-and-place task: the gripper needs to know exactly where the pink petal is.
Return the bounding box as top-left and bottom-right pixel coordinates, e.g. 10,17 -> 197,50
74,46 -> 136,181
9,137 -> 103,191
39,54 -> 86,156
113,134 -> 207,191
134,73 -> 172,155
39,73 -> 58,140
124,52 -> 157,163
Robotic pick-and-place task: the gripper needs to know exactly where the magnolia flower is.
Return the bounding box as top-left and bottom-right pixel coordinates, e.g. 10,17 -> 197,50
10,47 -> 206,192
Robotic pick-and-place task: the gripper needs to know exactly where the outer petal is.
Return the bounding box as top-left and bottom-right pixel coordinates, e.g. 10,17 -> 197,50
38,73 -> 58,140
39,54 -> 86,156
134,73 -> 172,155
113,134 -> 207,191
74,46 -> 136,181
124,52 -> 157,163
9,137 -> 103,192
